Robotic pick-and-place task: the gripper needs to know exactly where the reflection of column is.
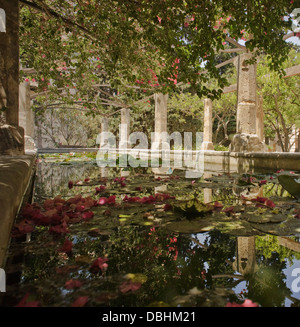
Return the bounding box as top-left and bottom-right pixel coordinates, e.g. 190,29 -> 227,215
100,167 -> 108,178
155,184 -> 168,193
201,99 -> 214,150
203,172 -> 212,204
230,53 -> 264,153
233,236 -> 257,275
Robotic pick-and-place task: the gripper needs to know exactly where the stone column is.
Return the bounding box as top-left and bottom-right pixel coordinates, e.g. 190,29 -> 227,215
120,108 -> 130,151
201,98 -> 214,150
154,93 -> 168,145
256,95 -> 264,143
230,53 -> 264,153
0,0 -> 24,154
19,82 -> 36,150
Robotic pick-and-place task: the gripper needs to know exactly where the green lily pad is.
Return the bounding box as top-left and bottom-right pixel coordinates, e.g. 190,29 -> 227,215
278,174 -> 300,199
165,218 -> 216,233
250,217 -> 300,236
173,198 -> 213,217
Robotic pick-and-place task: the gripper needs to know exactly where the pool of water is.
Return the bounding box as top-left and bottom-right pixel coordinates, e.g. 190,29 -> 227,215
1,153 -> 300,307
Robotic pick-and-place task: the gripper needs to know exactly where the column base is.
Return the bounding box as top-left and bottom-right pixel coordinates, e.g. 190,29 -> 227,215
0,124 -> 24,155
230,133 -> 264,153
201,141 -> 214,151
24,135 -> 37,151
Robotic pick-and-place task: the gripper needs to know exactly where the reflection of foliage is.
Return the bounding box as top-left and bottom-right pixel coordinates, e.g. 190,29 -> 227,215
246,256 -> 290,307
5,158 -> 300,307
256,235 -> 300,265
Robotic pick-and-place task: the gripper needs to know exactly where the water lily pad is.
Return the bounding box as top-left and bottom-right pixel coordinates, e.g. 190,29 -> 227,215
173,198 -> 213,217
243,212 -> 287,224
278,174 -> 300,199
250,217 -> 300,236
165,218 -> 216,233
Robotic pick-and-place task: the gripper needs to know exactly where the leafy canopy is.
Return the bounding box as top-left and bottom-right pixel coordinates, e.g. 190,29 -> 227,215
19,0 -> 297,107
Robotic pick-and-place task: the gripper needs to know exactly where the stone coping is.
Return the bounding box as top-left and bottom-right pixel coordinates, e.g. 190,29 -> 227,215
0,151 -> 36,268
38,148 -> 300,171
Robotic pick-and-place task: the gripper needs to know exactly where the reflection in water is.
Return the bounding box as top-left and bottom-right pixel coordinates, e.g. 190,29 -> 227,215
1,159 -> 300,307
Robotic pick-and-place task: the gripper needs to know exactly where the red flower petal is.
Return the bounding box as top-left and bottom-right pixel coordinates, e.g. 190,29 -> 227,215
59,239 -> 73,253
71,296 -> 89,307
119,281 -> 142,293
65,279 -> 82,289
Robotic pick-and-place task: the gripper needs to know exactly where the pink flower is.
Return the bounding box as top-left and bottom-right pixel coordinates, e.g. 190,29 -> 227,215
98,197 -> 107,205
90,257 -> 109,274
157,16 -> 162,24
226,299 -> 259,307
81,211 -> 94,220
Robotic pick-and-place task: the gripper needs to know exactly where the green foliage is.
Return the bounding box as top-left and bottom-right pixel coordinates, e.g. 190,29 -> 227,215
19,0 -> 296,108
257,49 -> 300,151
214,144 -> 229,151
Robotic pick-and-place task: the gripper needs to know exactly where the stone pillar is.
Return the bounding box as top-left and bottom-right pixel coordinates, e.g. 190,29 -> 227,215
256,95 -> 264,143
19,82 -> 36,150
0,1 -> 24,154
201,98 -> 214,150
230,53 -> 264,153
154,93 -> 168,145
0,0 -> 19,126
120,108 -> 130,152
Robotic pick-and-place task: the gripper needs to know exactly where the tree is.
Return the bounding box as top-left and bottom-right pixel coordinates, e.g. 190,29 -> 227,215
19,0 -> 297,112
35,107 -> 103,147
257,48 -> 300,152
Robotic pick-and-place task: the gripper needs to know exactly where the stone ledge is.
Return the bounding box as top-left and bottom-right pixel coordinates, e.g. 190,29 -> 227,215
0,151 -> 36,268
203,151 -> 300,172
